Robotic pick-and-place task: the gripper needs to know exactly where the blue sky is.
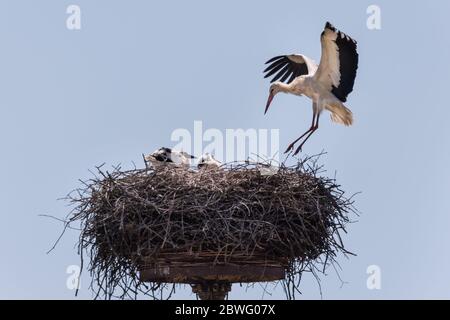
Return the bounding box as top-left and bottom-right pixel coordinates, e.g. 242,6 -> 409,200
1,0 -> 450,299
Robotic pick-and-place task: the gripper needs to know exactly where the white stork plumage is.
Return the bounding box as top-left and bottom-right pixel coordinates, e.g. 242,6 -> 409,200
145,147 -> 195,168
197,153 -> 222,169
264,22 -> 359,155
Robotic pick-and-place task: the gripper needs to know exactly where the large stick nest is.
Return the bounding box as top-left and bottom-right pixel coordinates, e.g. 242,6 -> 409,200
65,155 -> 357,299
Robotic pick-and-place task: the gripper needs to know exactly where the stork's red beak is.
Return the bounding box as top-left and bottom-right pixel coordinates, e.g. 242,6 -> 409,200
265,92 -> 274,115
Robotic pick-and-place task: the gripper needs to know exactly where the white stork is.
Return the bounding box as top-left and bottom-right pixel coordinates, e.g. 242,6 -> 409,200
264,22 -> 358,155
145,147 -> 195,168
197,153 -> 222,169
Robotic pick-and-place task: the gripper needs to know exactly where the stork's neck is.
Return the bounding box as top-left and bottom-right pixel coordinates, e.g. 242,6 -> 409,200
275,81 -> 300,95
276,82 -> 291,92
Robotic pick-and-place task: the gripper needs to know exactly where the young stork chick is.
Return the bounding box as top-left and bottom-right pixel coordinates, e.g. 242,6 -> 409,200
197,153 -> 222,170
145,147 -> 195,169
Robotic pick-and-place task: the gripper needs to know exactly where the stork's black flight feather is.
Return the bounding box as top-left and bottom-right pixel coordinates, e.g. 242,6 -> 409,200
263,55 -> 309,84
323,22 -> 359,102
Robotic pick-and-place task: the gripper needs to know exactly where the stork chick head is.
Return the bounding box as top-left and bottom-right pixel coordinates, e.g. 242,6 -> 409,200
145,147 -> 172,163
197,153 -> 221,169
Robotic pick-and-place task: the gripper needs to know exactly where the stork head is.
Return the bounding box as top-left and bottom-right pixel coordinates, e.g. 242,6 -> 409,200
146,147 -> 172,163
265,82 -> 286,114
198,153 -> 221,169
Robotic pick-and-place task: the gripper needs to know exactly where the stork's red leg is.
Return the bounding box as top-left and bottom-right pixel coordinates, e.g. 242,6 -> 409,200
284,128 -> 313,154
284,111 -> 317,154
293,113 -> 320,155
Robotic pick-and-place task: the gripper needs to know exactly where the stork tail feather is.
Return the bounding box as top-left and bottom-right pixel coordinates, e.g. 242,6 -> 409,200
327,103 -> 353,126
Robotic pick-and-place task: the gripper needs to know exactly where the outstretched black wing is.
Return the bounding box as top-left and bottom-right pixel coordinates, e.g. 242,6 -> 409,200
263,54 -> 317,84
315,22 -> 359,102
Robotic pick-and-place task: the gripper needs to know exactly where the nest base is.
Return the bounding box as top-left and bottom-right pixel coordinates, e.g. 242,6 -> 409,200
140,264 -> 285,300
140,264 -> 286,283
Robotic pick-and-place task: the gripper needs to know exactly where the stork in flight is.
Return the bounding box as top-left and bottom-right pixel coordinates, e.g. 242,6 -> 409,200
264,22 -> 358,155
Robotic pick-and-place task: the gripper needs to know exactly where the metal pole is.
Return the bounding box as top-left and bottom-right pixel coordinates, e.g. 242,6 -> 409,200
191,282 -> 232,300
